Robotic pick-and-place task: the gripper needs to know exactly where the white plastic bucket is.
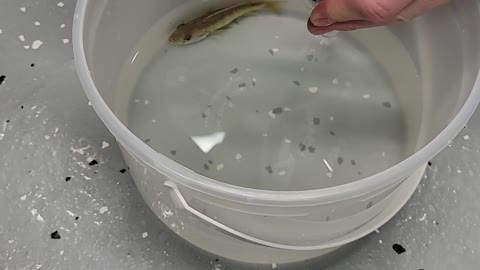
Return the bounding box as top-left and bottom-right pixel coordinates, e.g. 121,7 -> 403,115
73,0 -> 480,264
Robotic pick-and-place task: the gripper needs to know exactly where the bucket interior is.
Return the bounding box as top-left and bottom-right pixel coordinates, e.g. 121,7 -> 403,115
80,0 -> 480,191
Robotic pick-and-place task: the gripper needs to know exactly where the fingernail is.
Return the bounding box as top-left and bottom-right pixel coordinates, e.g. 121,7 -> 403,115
312,18 -> 335,26
310,4 -> 334,26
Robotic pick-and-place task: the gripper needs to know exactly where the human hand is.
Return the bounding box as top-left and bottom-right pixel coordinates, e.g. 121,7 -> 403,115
307,0 -> 450,35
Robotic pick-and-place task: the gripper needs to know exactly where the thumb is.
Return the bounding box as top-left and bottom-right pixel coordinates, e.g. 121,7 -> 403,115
310,0 -> 362,26
310,0 -> 414,26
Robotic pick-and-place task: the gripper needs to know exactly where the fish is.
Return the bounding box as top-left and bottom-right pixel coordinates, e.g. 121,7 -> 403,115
168,1 -> 285,46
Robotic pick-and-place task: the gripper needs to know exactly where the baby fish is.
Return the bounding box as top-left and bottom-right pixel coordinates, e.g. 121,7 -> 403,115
169,1 -> 284,46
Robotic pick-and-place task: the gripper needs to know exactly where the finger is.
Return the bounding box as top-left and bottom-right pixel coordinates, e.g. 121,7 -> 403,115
310,0 -> 415,26
396,0 -> 450,22
310,0 -> 360,26
308,19 -> 379,35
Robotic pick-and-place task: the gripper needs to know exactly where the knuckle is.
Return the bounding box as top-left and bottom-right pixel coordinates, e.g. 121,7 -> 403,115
396,14 -> 411,23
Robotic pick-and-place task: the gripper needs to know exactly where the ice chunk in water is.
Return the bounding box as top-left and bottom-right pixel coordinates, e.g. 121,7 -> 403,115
191,132 -> 226,153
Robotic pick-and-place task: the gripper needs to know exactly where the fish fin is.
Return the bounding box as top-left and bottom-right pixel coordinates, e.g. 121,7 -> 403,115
219,24 -> 231,30
244,11 -> 258,17
264,1 -> 286,15
211,27 -> 229,35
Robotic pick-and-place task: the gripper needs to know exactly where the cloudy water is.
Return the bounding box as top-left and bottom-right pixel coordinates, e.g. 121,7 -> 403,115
113,0 -> 422,191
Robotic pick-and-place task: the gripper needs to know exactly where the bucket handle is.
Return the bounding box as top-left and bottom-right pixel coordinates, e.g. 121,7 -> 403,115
164,180 -> 333,251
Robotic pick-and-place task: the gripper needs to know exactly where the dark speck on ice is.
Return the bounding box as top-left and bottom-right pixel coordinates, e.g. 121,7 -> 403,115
88,160 -> 98,166
337,157 -> 344,165
65,176 -> 72,182
383,101 -> 392,108
75,216 -> 79,220
238,82 -> 247,88
265,165 -> 273,174
293,80 -> 300,86
208,160 -> 213,165
170,150 -> 177,156
392,243 -> 406,254
120,169 -> 127,173
366,201 -> 373,209
351,160 -> 356,166
308,146 -> 316,153
299,144 -> 306,152
30,63 -> 35,67
51,231 -> 61,239
306,54 -> 314,61
201,113 -> 207,119
204,164 -> 209,170
230,68 -> 238,74
330,131 -> 336,136
313,117 -> 320,125
272,107 -> 283,115
268,49 -> 274,56
0,75 -> 5,85
144,138 -> 151,143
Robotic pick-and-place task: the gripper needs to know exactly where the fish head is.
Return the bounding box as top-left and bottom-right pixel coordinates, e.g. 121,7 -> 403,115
168,23 -> 208,45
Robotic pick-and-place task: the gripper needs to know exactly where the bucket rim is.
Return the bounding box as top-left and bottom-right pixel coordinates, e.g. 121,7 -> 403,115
72,0 -> 480,206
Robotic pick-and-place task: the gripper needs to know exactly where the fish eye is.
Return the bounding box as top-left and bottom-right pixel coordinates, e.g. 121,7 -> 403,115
185,34 -> 192,41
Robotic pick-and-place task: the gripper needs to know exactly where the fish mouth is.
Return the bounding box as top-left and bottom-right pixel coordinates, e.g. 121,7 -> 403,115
168,33 -> 185,45
168,39 -> 183,46
168,37 -> 179,45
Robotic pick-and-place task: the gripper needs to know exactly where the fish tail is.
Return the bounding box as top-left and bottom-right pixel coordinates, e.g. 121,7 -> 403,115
263,1 -> 285,15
